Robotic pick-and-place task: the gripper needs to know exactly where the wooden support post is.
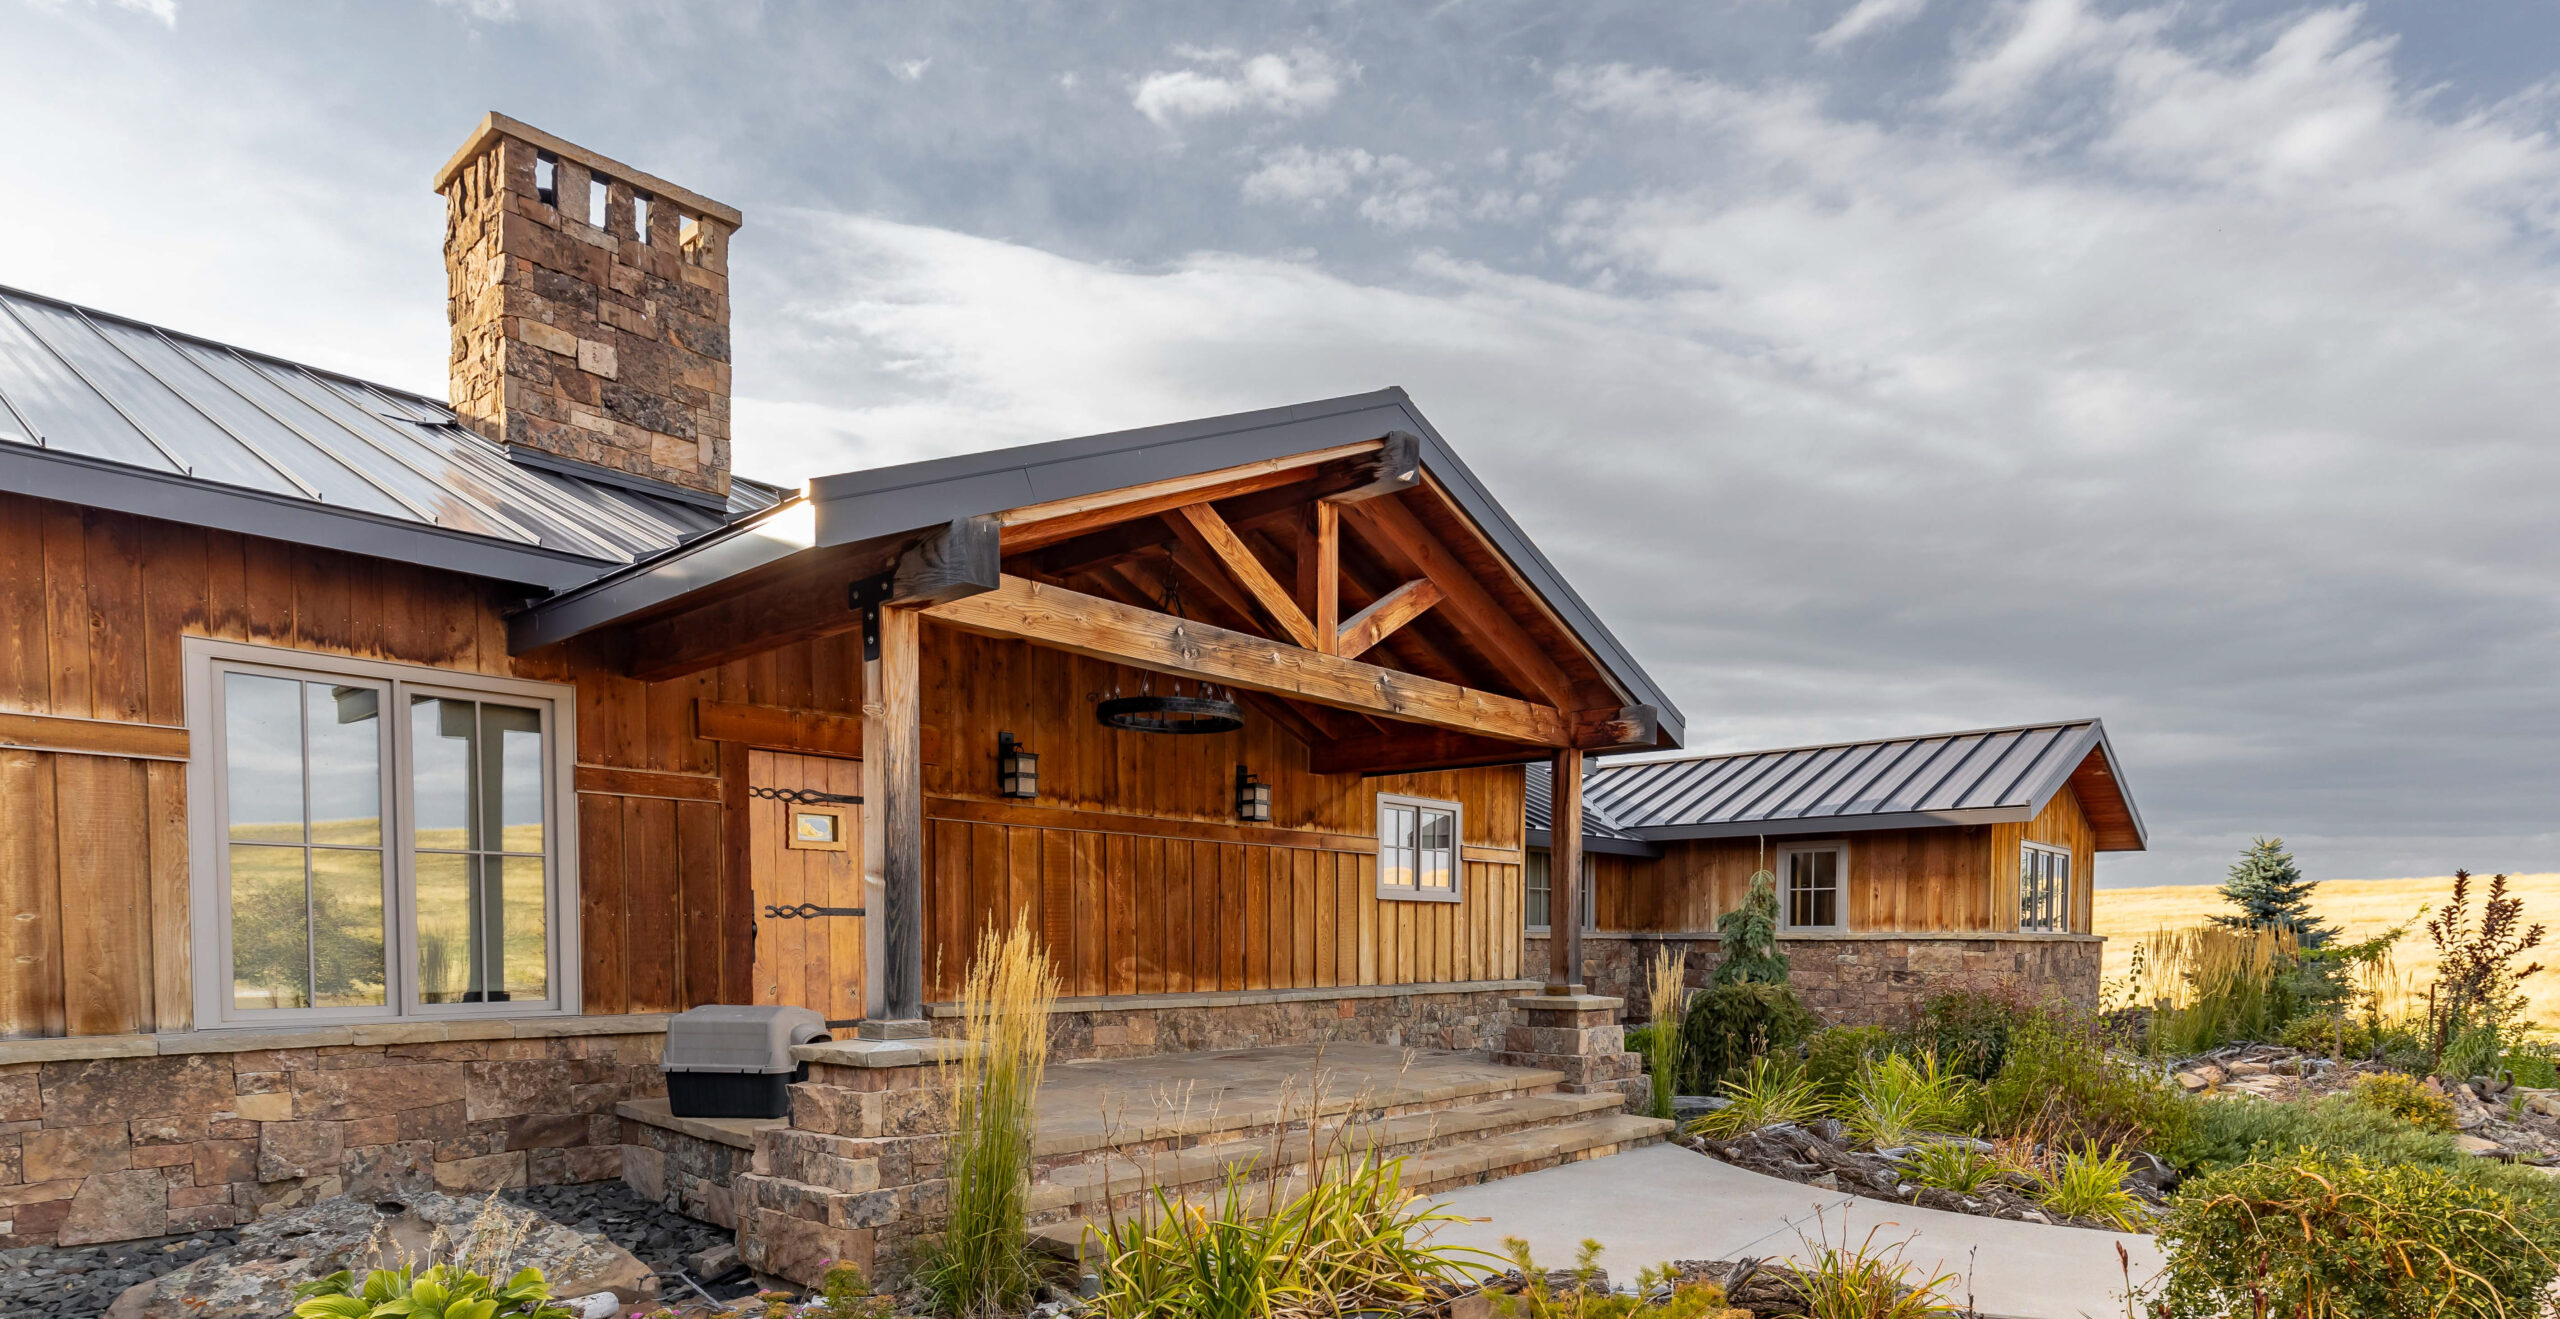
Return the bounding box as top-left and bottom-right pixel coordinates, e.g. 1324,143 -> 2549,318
1314,501 -> 1340,654
1547,747 -> 1585,995
864,605 -> 927,1033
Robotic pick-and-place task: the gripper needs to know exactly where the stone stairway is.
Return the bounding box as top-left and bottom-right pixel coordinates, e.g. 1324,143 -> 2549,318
1022,1048 -> 1675,1260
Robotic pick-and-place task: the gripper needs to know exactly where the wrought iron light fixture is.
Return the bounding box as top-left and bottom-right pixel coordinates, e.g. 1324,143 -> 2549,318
1095,677 -> 1244,735
1235,765 -> 1272,823
997,731 -> 1039,800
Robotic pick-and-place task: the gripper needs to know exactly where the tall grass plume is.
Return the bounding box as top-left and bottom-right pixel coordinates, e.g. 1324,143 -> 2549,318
1645,943 -> 1689,1120
918,912 -> 1060,1317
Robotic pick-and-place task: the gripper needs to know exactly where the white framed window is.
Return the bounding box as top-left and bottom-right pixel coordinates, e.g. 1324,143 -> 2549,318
1778,843 -> 1847,932
2020,842 -> 2071,933
1377,794 -> 1462,903
185,638 -> 579,1028
1524,847 -> 1595,931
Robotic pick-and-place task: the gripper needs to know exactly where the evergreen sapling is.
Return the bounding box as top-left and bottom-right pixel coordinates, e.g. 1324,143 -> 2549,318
2212,837 -> 2333,948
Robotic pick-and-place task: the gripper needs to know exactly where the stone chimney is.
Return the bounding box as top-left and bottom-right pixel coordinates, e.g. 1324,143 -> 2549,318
435,113 -> 740,501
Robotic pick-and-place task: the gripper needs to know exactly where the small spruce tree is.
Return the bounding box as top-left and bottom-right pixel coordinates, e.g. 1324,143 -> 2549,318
2212,836 -> 2333,948
1712,870 -> 1791,984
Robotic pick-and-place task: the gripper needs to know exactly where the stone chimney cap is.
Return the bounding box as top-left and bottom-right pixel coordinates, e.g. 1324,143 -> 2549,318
433,111 -> 744,229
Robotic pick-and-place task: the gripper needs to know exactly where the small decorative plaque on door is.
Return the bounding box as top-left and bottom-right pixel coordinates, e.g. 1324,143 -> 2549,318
787,806 -> 847,851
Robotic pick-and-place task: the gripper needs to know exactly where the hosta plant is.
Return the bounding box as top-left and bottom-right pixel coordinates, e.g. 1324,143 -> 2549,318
292,1265 -> 574,1319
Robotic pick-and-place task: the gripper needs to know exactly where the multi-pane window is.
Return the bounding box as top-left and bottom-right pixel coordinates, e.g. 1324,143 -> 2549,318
1780,845 -> 1846,931
1377,796 -> 1461,902
2020,843 -> 2071,933
1524,848 -> 1595,930
190,641 -> 572,1026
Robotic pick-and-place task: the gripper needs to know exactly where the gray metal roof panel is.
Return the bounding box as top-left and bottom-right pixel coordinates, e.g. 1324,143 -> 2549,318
0,284 -> 782,588
1581,720 -> 2122,839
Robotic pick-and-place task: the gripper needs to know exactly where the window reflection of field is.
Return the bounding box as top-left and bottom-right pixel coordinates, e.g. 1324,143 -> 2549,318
228,817 -> 544,1011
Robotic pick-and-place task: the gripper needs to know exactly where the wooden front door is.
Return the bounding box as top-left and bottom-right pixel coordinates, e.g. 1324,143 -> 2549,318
747,749 -> 865,1024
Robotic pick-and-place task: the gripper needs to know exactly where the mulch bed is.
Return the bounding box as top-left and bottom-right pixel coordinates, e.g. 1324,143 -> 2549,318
1675,1116 -> 2172,1231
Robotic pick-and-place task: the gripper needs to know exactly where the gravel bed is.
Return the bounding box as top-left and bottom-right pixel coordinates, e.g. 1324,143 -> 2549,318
0,1229 -> 240,1319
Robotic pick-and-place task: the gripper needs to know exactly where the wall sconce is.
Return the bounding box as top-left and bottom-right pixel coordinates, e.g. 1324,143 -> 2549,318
997,731 -> 1039,800
1234,765 -> 1272,823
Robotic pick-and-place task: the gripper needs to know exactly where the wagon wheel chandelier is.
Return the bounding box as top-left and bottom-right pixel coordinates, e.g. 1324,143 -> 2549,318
1094,566 -> 1246,735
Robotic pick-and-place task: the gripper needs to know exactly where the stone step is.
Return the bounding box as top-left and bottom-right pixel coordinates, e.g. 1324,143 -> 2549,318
1035,1090 -> 1626,1204
1032,1062 -> 1568,1162
1029,1112 -> 1676,1262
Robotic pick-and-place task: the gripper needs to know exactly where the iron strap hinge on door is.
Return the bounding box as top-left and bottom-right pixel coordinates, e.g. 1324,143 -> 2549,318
747,786 -> 865,806
762,903 -> 867,920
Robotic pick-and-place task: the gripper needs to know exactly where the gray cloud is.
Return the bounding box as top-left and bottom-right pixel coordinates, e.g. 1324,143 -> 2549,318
4,0 -> 2556,889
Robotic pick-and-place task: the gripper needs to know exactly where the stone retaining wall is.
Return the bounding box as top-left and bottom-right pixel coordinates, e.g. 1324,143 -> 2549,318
1523,932 -> 2104,1027
0,1019 -> 667,1248
929,982 -> 1537,1061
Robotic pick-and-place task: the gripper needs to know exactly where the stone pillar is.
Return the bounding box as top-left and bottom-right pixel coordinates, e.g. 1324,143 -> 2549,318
1493,994 -> 1643,1100
734,1036 -> 968,1287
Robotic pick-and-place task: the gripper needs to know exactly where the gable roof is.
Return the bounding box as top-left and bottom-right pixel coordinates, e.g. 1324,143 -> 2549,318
1548,719 -> 2144,850
517,387 -> 1685,745
0,284 -> 784,590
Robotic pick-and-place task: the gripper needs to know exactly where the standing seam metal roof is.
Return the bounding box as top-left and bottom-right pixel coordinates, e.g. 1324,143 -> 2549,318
1573,719 -> 2141,846
0,284 -> 783,589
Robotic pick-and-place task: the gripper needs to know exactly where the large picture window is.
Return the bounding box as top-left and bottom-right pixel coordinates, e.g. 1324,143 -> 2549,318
1779,843 -> 1847,932
1377,795 -> 1462,903
2020,843 -> 2071,933
187,640 -> 576,1027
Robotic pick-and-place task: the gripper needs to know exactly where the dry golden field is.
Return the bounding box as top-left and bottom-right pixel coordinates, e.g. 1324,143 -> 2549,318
2095,874 -> 2560,1026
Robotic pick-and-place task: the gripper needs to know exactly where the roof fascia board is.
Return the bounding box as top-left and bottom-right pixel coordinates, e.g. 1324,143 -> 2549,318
2019,722 -> 2148,850
2,443 -> 611,590
506,498 -> 818,652
1524,827 -> 1662,858
1630,805 -> 2037,842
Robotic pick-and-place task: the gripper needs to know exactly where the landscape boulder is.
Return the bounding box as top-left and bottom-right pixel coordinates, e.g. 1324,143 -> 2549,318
102,1190 -> 655,1319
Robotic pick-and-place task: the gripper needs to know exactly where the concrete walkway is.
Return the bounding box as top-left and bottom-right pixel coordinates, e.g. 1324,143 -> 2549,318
1423,1144 -> 2160,1319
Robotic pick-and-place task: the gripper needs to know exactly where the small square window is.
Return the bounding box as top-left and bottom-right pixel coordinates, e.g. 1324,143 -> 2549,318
1377,795 -> 1462,903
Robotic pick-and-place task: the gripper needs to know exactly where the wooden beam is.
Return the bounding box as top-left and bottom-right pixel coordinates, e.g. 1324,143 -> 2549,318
621,516 -> 997,681
0,712 -> 187,761
1307,730 -> 1551,777
1572,704 -> 1661,753
1334,578 -> 1442,660
1314,502 -> 1340,654
1549,748 -> 1585,993
1171,503 -> 1318,649
1320,429 -> 1422,504
1339,496 -> 1580,708
1078,565 -> 1367,743
693,699 -> 945,763
867,604 -> 925,1025
1152,536 -> 1275,639
573,765 -> 726,802
923,575 -> 1568,744
997,440 -> 1385,554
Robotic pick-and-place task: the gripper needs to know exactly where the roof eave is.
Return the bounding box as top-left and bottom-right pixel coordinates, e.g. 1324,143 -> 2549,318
1524,827 -> 1662,858
2,442 -> 616,592
1629,805 -> 2038,842
506,496 -> 819,652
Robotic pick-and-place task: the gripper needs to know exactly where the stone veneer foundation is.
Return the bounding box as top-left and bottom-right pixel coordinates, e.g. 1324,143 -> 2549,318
925,980 -> 1540,1062
1523,932 -> 2105,1026
0,1016 -> 668,1248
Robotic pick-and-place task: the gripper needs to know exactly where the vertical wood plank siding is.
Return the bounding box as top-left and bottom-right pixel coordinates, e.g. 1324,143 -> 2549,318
0,494 -> 1527,1037
1589,786 -> 2098,937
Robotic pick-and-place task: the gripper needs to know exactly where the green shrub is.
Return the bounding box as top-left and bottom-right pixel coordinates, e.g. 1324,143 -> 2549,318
1678,980 -> 1818,1093
2148,1152 -> 2560,1319
1838,1052 -> 1977,1150
1685,1055 -> 1826,1139
2505,1048 -> 2560,1089
2166,1094 -> 2460,1176
1485,1238 -> 1743,1318
1979,1012 -> 2188,1152
2033,1143 -> 2141,1230
293,1265 -> 572,1319
2350,1072 -> 2458,1133
1711,871 -> 1790,986
2275,1013 -> 2375,1058
1903,990 -> 2033,1083
1801,1026 -> 1894,1103
1623,1023 -> 1655,1056
2443,1022 -> 2504,1083
1090,1154 -> 1488,1319
1901,1140 -> 2000,1195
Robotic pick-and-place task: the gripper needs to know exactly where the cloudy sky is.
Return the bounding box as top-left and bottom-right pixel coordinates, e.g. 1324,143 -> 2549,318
5,0 -> 2556,889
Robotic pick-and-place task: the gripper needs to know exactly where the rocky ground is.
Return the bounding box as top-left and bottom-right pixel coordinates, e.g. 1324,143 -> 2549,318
2171,1042 -> 2560,1165
0,1229 -> 241,1319
1675,1118 -> 2171,1231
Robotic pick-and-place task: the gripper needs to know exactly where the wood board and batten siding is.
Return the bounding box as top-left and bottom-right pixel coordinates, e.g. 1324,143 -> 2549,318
919,625 -> 1525,1001
1587,785 -> 2099,937
0,492 -> 1528,1039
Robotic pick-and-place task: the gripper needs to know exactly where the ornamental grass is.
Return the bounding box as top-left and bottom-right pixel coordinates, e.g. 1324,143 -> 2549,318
917,912 -> 1060,1318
